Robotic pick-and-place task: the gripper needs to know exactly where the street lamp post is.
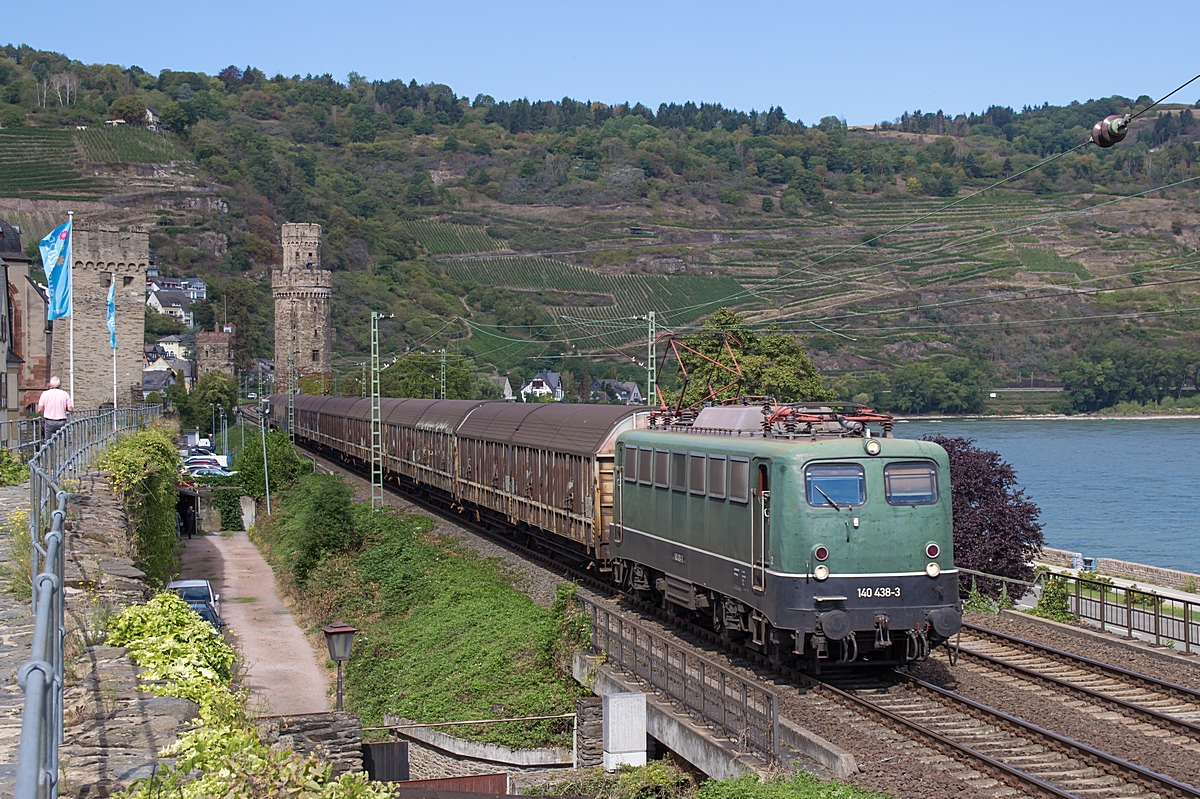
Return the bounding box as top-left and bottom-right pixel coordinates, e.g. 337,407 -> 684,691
322,621 -> 357,711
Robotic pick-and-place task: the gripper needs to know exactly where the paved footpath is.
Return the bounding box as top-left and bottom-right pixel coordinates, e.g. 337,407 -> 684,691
0,485 -> 34,796
179,530 -> 330,716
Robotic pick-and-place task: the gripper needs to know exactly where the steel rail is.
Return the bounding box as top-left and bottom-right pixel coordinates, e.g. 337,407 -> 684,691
896,671 -> 1200,799
802,673 -> 1079,799
956,643 -> 1200,738
963,622 -> 1200,703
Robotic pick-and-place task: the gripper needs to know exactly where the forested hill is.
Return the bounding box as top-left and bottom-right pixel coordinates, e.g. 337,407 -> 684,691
3,43 -> 1200,414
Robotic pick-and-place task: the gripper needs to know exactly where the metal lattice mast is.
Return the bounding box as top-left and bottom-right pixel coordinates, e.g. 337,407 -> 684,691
646,311 -> 656,406
440,349 -> 447,400
370,313 -> 384,511
286,349 -> 296,443
361,362 -> 366,398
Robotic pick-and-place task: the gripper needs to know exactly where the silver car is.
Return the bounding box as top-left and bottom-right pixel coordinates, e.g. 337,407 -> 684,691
167,579 -> 220,616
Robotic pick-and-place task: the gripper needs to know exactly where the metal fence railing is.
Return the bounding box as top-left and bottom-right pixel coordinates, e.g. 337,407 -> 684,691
959,567 -> 1200,655
15,406 -> 161,799
578,596 -> 779,759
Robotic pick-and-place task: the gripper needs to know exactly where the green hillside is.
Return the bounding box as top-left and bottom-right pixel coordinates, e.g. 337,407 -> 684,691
2,43 -> 1199,411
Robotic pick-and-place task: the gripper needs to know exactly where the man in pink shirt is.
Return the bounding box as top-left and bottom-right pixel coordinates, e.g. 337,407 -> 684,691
37,376 -> 73,439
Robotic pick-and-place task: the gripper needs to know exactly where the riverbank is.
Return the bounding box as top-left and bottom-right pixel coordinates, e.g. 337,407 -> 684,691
895,413 -> 1200,422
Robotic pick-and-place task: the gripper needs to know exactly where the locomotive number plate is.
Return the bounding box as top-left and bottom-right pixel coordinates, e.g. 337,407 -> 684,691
858,586 -> 901,598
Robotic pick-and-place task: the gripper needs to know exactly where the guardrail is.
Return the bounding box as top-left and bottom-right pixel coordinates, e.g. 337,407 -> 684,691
15,406 -> 161,799
578,596 -> 778,759
959,567 -> 1200,655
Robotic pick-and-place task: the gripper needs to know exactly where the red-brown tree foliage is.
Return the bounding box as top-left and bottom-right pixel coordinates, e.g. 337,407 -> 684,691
923,435 -> 1044,586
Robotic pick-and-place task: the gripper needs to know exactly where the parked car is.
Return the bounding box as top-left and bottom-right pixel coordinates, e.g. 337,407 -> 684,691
188,466 -> 235,478
188,601 -> 226,631
167,579 -> 220,615
184,456 -> 221,466
246,392 -> 257,399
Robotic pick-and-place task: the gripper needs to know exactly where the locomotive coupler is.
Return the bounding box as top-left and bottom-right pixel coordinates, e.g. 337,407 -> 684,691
812,633 -> 829,659
838,635 -> 858,664
906,628 -> 930,661
873,614 -> 892,648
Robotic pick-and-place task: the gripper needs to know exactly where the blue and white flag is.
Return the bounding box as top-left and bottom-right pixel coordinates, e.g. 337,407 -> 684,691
106,280 -> 116,349
39,220 -> 71,320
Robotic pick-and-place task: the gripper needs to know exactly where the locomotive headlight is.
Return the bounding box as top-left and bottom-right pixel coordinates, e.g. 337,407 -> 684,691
864,439 -> 882,456
814,565 -> 829,581
925,562 -> 941,578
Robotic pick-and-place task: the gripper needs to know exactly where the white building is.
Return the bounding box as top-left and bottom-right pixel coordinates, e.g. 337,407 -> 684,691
520,371 -> 564,402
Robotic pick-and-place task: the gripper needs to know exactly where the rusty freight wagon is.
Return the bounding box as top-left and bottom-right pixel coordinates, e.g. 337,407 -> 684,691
280,397 -> 648,559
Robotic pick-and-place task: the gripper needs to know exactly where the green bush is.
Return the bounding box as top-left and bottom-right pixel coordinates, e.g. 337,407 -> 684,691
193,474 -> 245,531
96,429 -> 180,584
282,474 -> 359,583
0,507 -> 31,598
233,428 -> 312,501
1031,575 -> 1075,623
0,447 -> 28,486
108,593 -> 390,799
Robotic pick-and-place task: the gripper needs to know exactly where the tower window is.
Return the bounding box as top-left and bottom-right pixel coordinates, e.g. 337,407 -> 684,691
312,349 -> 319,362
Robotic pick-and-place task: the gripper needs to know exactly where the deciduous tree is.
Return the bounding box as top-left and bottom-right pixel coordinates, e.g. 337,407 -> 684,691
923,435 -> 1044,588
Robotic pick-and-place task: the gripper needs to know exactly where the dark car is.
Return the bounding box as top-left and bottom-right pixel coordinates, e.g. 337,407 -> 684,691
188,601 -> 226,631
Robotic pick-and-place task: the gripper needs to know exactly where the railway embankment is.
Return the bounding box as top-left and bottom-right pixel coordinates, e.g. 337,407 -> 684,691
249,470 -> 588,754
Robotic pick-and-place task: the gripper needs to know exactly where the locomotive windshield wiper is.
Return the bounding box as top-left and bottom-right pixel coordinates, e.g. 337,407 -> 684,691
813,485 -> 841,511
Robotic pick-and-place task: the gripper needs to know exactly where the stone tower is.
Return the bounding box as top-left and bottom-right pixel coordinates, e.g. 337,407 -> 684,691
196,322 -> 236,381
51,222 -> 148,410
272,223 -> 331,394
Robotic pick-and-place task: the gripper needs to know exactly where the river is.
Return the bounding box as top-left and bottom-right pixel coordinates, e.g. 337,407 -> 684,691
895,417 -> 1200,574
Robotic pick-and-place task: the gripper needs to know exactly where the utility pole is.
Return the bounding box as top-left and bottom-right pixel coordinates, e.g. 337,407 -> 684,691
260,400 -> 271,516
370,313 -> 393,511
646,311 -> 656,407
286,349 -> 296,443
440,348 -> 447,400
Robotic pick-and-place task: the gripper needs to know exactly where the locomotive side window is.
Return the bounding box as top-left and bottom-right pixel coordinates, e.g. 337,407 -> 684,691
805,463 -> 865,508
707,455 -> 726,500
654,449 -> 670,488
884,462 -> 938,505
624,445 -> 637,482
671,451 -> 687,492
689,453 -> 706,495
729,458 -> 750,503
638,448 -> 653,486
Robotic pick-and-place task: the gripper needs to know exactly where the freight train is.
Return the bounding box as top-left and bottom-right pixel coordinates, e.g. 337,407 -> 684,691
274,395 -> 962,670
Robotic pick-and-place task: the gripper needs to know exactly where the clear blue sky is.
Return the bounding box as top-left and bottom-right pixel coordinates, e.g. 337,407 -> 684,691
7,1 -> 1198,125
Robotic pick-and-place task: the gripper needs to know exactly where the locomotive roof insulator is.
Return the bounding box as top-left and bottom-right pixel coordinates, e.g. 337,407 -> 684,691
1091,113 -> 1132,148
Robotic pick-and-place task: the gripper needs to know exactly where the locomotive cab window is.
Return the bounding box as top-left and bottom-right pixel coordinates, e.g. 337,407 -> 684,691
689,453 -> 706,495
729,458 -> 750,503
638,448 -> 653,486
654,449 -> 670,488
671,451 -> 687,492
884,462 -> 938,505
707,455 -> 726,499
624,445 -> 637,482
805,463 -> 865,508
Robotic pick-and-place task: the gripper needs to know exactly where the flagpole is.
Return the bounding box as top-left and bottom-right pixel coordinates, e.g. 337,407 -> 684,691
67,210 -> 74,400
111,272 -> 117,432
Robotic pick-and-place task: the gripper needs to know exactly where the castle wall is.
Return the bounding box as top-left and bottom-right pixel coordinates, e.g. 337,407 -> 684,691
273,223 -> 331,394
51,222 -> 148,410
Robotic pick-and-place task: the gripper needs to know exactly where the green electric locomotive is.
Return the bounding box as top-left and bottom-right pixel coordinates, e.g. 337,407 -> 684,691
611,402 -> 961,669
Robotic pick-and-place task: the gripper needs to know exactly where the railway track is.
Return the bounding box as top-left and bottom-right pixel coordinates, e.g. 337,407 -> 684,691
291,438 -> 1200,798
953,623 -> 1200,744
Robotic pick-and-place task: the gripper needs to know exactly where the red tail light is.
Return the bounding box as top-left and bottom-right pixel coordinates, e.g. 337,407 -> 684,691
814,546 -> 829,561
926,543 -> 940,559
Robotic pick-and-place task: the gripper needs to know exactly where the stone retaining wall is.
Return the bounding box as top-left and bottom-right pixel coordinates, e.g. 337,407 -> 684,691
575,697 -> 602,769
1094,558 -> 1200,593
1038,546 -> 1200,593
256,712 -> 362,776
58,469 -> 200,798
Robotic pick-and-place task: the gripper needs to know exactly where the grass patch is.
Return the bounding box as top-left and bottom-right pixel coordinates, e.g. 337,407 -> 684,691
251,473 -> 587,749
0,507 -> 31,599
1013,246 -> 1092,280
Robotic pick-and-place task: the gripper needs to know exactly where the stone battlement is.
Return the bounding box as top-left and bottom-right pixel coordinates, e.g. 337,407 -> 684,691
275,222 -> 331,393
